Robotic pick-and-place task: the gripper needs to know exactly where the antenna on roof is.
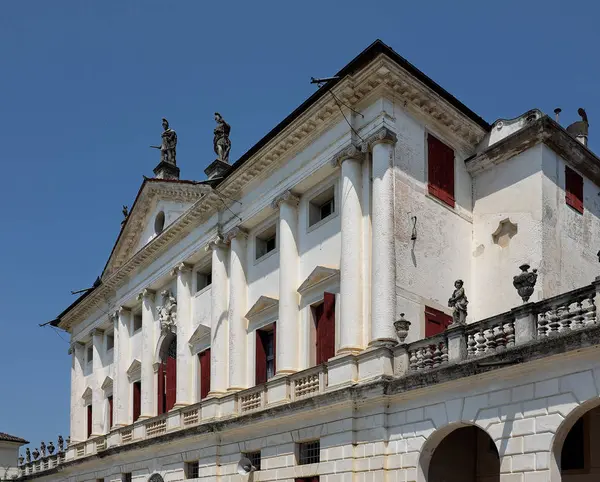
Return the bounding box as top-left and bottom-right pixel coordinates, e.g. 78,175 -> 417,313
310,76 -> 340,85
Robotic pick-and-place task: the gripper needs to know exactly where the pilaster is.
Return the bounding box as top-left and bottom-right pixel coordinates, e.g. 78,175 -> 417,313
90,328 -> 104,436
113,307 -> 131,427
137,288 -> 156,419
171,263 -> 193,408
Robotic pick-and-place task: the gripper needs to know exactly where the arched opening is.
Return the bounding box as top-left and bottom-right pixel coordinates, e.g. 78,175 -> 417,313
553,402 -> 600,481
420,424 -> 499,482
157,336 -> 177,414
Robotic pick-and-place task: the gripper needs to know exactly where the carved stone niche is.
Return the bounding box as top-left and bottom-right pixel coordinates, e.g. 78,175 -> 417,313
492,218 -> 518,248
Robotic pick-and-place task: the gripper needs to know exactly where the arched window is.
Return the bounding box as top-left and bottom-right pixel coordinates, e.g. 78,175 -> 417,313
158,336 -> 177,414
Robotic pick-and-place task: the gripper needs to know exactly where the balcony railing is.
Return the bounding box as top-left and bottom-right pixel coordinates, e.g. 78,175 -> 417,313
19,280 -> 600,479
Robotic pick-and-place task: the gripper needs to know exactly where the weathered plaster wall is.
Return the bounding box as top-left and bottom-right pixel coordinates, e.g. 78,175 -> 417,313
471,146 -> 544,320
135,200 -> 194,252
541,145 -> 600,298
0,442 -> 20,480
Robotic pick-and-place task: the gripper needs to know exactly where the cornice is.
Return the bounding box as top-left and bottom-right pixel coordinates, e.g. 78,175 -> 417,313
58,53 -> 488,332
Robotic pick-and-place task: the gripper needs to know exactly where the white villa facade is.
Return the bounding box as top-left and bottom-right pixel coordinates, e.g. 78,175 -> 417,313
18,40 -> 600,482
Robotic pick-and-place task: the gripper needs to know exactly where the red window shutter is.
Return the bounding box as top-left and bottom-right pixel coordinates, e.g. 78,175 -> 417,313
199,349 -> 211,400
157,362 -> 165,415
165,355 -> 177,412
565,166 -> 584,214
108,396 -> 113,429
87,405 -> 92,438
425,306 -> 453,337
316,293 -> 336,364
272,322 -> 277,376
133,382 -> 141,422
428,134 -> 455,208
255,330 -> 267,385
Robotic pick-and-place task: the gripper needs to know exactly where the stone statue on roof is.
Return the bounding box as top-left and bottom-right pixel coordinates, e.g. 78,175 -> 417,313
151,118 -> 177,165
214,112 -> 231,163
448,279 -> 468,325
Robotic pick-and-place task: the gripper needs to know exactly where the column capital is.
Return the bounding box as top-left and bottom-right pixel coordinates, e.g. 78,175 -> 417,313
331,143 -> 366,168
90,327 -> 104,338
68,341 -> 85,355
170,262 -> 193,277
136,288 -> 155,302
205,234 -> 228,252
271,190 -> 300,210
224,226 -> 248,243
361,126 -> 397,151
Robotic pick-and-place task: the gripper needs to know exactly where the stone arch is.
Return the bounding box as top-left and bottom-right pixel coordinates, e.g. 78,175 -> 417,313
418,422 -> 499,482
154,330 -> 176,366
550,397 -> 600,481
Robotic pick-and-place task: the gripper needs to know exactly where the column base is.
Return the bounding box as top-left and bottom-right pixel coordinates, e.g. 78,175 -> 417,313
368,338 -> 397,348
227,386 -> 245,392
358,345 -> 394,382
172,403 -> 190,410
273,369 -> 297,378
137,414 -> 153,421
110,423 -> 128,431
206,390 -> 226,398
337,346 -> 363,355
327,353 -> 358,389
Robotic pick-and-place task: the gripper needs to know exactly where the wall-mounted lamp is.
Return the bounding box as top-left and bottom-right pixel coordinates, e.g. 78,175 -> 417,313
410,216 -> 417,241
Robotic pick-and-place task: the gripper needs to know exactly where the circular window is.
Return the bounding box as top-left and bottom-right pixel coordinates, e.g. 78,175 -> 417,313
154,211 -> 165,235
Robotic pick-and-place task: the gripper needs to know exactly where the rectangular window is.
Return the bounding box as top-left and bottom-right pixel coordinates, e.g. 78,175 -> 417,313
87,345 -> 93,364
309,186 -> 335,227
122,473 -> 132,482
255,225 -> 277,260
296,478 -> 319,482
425,306 -> 452,337
314,292 -> 336,365
256,324 -> 276,384
198,348 -> 211,400
561,415 -> 589,472
106,332 -> 114,351
565,165 -> 584,214
243,451 -> 261,471
87,404 -> 92,438
132,381 -> 141,422
298,440 -> 320,465
133,314 -> 142,332
185,461 -> 199,479
108,395 -> 113,429
196,269 -> 212,293
427,133 -> 455,208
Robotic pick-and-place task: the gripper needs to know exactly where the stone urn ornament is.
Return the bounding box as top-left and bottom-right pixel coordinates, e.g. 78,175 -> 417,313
513,264 -> 538,302
32,448 -> 39,460
394,313 -> 411,343
47,441 -> 55,455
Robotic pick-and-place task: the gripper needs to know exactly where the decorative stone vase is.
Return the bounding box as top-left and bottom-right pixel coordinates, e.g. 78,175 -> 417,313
513,264 -> 538,302
47,442 -> 55,455
394,313 -> 411,343
32,449 -> 39,460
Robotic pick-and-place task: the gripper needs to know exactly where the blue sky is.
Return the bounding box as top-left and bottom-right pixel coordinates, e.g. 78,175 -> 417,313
1,0 -> 598,452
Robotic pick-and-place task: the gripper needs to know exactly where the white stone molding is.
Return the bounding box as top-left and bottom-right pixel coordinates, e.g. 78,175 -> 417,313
136,288 -> 155,302
224,226 -> 249,243
331,144 -> 366,168
81,386 -> 92,401
297,266 -> 340,295
100,376 -> 113,391
271,190 -> 300,210
89,328 -> 104,338
205,234 -> 227,252
126,359 -> 142,381
245,296 -> 279,322
68,341 -> 84,355
360,126 -> 397,151
170,262 -> 192,277
188,323 -> 211,348
152,361 -> 161,374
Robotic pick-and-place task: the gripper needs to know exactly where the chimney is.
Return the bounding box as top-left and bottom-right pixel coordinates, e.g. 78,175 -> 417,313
566,108 -> 589,147
554,108 -> 562,123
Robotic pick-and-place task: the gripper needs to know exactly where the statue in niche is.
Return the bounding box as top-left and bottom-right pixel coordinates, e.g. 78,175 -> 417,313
158,290 -> 177,333
213,112 -> 231,163
448,279 -> 468,325
151,118 -> 177,165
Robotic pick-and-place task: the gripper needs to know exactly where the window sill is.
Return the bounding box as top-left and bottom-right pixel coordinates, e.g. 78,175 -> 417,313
307,210 -> 338,234
254,248 -> 278,266
194,284 -> 212,298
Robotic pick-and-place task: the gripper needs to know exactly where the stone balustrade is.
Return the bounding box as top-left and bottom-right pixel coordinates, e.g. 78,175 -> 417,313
19,279 -> 600,479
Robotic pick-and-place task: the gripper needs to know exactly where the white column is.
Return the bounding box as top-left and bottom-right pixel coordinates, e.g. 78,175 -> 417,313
137,288 -> 156,419
91,328 -> 104,436
113,307 -> 130,427
207,236 -> 229,395
172,262 -> 193,407
69,342 -> 85,442
334,146 -> 365,354
368,127 -> 398,345
226,227 -> 248,391
272,191 -> 300,374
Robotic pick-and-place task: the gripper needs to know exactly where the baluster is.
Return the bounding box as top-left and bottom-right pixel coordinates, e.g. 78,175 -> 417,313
441,342 -> 449,364
423,345 -> 434,369
559,304 -> 572,332
432,344 -> 442,367
548,308 -> 560,335
504,322 -> 515,347
467,333 -> 477,357
584,294 -> 596,325
537,312 -> 549,337
476,329 -> 486,355
494,324 -> 506,350
416,348 -> 424,371
573,299 -> 585,329
409,350 -> 418,371
484,328 -> 496,352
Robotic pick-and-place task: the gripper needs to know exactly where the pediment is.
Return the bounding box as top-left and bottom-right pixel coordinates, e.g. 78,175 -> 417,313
81,386 -> 92,400
100,376 -> 113,391
188,323 -> 211,347
245,296 -> 278,321
297,266 -> 340,295
103,179 -> 211,278
126,359 -> 142,380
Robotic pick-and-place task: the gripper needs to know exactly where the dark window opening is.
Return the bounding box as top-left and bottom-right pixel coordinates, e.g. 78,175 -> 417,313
122,473 -> 132,482
196,269 -> 212,292
132,381 -> 141,422
108,395 -> 113,429
256,324 -> 276,384
185,461 -> 199,479
158,337 -> 177,414
198,348 -> 211,400
256,225 -> 277,259
106,332 -> 114,351
427,133 -> 455,208
133,314 -> 142,332
314,292 -> 336,365
244,451 -> 262,471
298,440 -> 320,465
86,404 -> 92,438
309,186 -> 335,227
561,415 -> 588,472
565,165 -> 584,214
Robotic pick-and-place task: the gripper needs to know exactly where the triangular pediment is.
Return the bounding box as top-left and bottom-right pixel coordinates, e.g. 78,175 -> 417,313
188,323 -> 211,347
297,266 -> 340,295
245,296 -> 278,321
103,179 -> 211,278
81,386 -> 92,400
100,376 -> 113,391
126,359 -> 142,380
